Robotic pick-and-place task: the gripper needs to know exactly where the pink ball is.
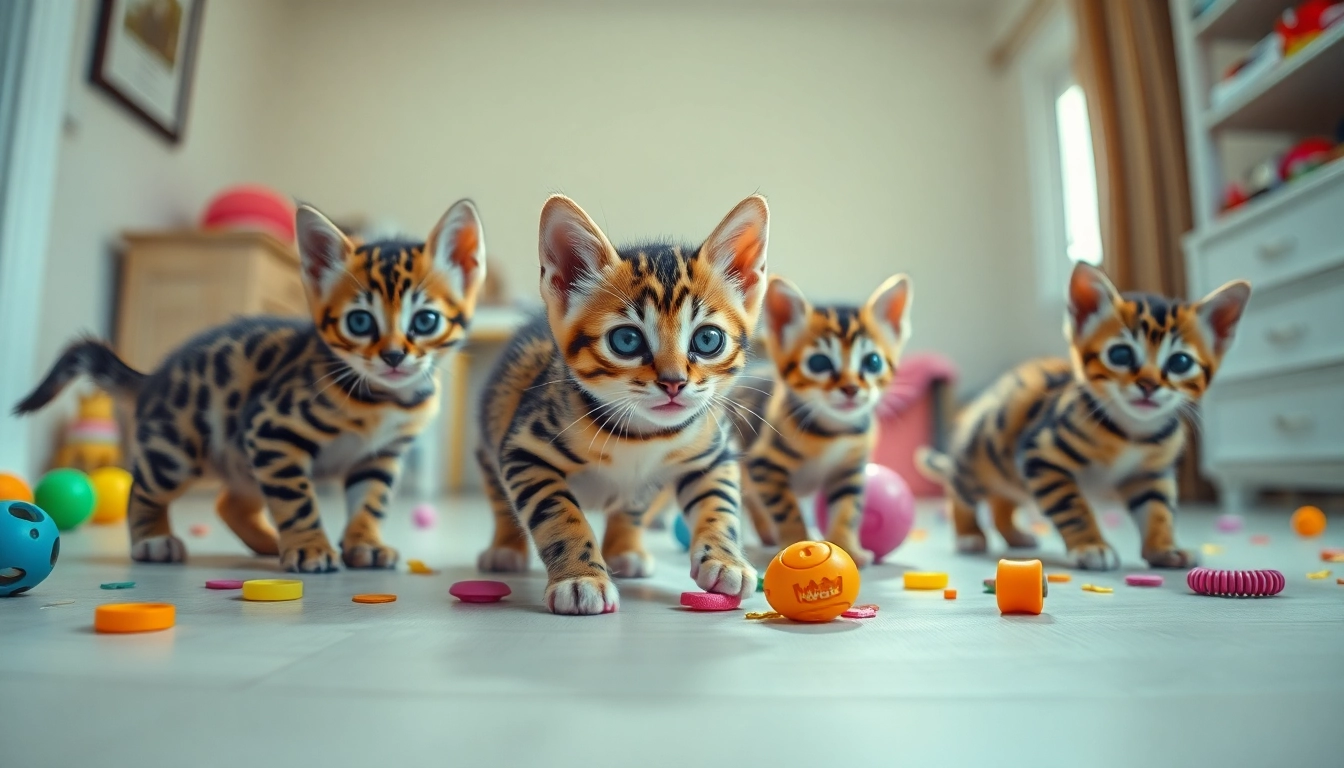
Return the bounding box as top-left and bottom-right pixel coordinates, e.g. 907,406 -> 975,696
814,463 -> 916,562
411,503 -> 437,530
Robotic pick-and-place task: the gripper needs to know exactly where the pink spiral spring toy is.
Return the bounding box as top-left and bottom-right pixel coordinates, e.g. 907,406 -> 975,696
1186,567 -> 1285,597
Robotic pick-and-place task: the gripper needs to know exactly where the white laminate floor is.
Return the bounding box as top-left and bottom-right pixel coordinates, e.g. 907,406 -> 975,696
1,490 -> 1340,767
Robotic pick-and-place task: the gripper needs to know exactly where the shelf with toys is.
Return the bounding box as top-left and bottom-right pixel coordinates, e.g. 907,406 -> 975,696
1173,0 -> 1344,508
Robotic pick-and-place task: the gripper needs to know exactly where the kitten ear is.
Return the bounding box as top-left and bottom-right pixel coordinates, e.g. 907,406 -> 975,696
701,195 -> 769,315
296,204 -> 354,296
1066,261 -> 1122,337
1196,280 -> 1251,354
764,276 -> 811,350
864,273 -> 913,348
538,194 -> 617,313
428,198 -> 487,299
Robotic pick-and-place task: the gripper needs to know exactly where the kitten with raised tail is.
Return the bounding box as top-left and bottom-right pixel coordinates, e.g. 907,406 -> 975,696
476,194 -> 768,615
727,274 -> 913,567
14,199 -> 487,572
917,262 -> 1250,569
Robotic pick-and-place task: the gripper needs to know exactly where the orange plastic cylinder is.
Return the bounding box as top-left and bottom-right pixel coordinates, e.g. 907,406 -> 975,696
996,558 -> 1046,615
763,541 -> 861,622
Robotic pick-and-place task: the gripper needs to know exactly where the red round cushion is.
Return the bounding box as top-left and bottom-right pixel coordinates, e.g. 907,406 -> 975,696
200,185 -> 295,242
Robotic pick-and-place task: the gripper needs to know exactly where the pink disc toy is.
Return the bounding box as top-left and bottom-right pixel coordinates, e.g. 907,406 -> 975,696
449,580 -> 511,603
813,463 -> 915,563
1124,574 -> 1164,587
1187,567 -> 1284,598
205,579 -> 244,590
1215,514 -> 1243,533
680,592 -> 741,611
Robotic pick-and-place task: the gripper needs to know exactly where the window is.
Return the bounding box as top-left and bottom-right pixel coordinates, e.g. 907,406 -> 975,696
1017,5 -> 1105,301
1053,82 -> 1102,266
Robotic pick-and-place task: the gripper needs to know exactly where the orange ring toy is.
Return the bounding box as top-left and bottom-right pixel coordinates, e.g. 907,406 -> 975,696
94,602 -> 175,633
996,559 -> 1046,615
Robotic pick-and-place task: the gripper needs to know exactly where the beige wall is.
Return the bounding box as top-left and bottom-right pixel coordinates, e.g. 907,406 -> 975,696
32,0 -> 1058,472
269,0 -> 1054,390
29,0 -> 289,474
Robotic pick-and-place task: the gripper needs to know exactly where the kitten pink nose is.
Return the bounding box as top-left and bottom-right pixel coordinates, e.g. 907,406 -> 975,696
380,350 -> 407,369
656,378 -> 687,398
840,384 -> 860,398
1135,378 -> 1159,397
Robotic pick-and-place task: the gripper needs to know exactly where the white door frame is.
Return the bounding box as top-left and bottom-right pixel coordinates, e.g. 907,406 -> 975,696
0,0 -> 77,476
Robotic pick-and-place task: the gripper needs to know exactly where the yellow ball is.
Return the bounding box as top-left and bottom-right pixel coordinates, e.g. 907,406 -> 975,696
89,467 -> 132,525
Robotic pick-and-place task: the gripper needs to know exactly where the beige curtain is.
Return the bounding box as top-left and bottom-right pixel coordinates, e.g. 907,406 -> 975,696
1072,0 -> 1214,501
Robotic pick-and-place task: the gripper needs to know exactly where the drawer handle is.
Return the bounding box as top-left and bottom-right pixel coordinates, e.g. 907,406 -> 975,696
1264,323 -> 1307,345
1273,414 -> 1314,434
1256,236 -> 1297,261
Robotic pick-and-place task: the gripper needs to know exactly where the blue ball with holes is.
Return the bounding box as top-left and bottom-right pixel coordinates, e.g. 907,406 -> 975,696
673,513 -> 691,551
0,500 -> 61,597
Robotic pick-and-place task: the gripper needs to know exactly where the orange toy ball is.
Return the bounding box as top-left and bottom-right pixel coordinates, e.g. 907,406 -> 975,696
1291,506 -> 1327,538
0,473 -> 34,503
763,541 -> 860,623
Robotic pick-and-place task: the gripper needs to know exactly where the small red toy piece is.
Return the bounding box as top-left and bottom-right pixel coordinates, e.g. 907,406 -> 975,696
449,580 -> 511,603
1279,137 -> 1335,181
1276,1 -> 1344,56
680,591 -> 742,611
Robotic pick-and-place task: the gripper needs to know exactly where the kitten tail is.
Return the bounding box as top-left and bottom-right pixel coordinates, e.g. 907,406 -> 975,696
914,446 -> 954,484
12,338 -> 146,415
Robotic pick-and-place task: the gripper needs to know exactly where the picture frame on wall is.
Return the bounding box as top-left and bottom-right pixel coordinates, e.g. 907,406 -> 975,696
89,0 -> 205,145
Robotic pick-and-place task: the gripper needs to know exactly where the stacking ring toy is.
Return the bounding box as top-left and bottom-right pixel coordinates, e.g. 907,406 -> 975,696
242,579 -> 303,601
996,559 -> 1047,615
95,602 -> 175,633
1186,567 -> 1284,597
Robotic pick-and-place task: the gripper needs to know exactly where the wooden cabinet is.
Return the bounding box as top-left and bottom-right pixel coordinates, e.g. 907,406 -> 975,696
115,230 -> 307,371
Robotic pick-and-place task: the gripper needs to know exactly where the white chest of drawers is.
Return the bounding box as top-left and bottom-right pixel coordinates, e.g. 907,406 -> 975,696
1184,162 -> 1344,510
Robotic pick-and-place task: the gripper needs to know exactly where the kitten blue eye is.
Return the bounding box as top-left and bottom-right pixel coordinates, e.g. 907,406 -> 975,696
806,353 -> 834,375
1166,352 -> 1194,374
861,352 -> 884,374
411,309 -> 441,336
1106,345 -> 1134,368
607,326 -> 647,358
691,326 -> 725,356
345,310 -> 375,337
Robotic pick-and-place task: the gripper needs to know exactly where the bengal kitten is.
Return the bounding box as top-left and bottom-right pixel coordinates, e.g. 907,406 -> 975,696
14,200 -> 486,572
476,194 -> 769,615
728,275 -> 912,567
918,262 -> 1250,569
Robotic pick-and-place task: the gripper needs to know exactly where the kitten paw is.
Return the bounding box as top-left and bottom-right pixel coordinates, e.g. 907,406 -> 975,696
607,549 -> 655,578
955,533 -> 988,554
755,527 -> 779,547
1002,530 -> 1039,549
1143,547 -> 1199,569
342,542 -> 399,569
545,575 -> 619,615
130,535 -> 187,563
692,554 -> 757,599
280,542 -> 340,573
1068,542 -> 1121,570
831,539 -> 875,568
477,546 -> 529,572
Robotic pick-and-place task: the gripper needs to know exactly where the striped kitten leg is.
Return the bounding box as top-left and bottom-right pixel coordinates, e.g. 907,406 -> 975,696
1120,472 -> 1197,568
602,506 -> 655,578
215,488 -> 278,556
125,423 -> 198,563
477,448 -> 530,572
821,460 -> 875,567
747,454 -> 808,548
677,453 -> 756,599
1024,447 -> 1118,569
742,481 -> 778,546
340,449 -> 406,569
988,495 -> 1037,549
500,443 -> 616,615
247,430 -> 338,573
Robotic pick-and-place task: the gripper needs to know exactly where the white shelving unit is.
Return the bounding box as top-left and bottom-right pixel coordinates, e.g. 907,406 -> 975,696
1171,0 -> 1344,508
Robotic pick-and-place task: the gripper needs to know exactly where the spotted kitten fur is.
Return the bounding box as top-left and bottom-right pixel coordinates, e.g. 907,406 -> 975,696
15,200 -> 487,572
476,194 -> 769,615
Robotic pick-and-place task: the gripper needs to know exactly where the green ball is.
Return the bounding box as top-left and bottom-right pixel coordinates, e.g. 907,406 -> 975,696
35,469 -> 96,531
